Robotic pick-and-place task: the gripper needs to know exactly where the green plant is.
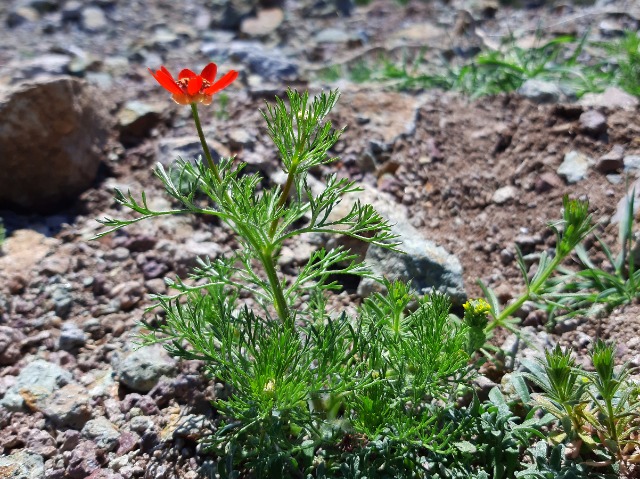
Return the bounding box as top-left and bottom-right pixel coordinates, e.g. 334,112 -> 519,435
0,218 -> 5,251
521,342 -> 640,475
99,70 -> 505,475
479,196 -> 593,334
544,189 -> 640,323
97,62 -> 636,478
594,31 -> 640,97
323,32 -> 640,99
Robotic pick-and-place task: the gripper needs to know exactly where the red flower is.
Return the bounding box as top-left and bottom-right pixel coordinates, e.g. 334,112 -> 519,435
148,63 -> 239,105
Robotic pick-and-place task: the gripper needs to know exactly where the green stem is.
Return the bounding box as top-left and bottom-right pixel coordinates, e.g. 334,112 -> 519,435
191,102 -> 291,329
268,166 -> 297,238
487,254 -> 564,332
191,103 -> 221,182
261,249 -> 292,330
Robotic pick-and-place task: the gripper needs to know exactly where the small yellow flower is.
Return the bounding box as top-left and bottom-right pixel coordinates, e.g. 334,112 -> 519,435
463,298 -> 491,315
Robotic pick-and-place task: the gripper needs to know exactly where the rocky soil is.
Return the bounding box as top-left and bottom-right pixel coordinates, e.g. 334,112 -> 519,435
1,0 -> 640,477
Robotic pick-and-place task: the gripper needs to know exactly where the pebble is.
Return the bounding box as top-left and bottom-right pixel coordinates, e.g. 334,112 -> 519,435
82,417 -> 121,451
596,145 -> 625,174
81,6 -> 107,32
624,155 -> 640,172
518,79 -> 563,104
7,7 -> 39,27
240,8 -> 284,36
25,429 -> 57,458
117,101 -> 165,144
67,441 -> 101,478
0,360 -> 72,411
43,382 -> 92,428
201,41 -> 298,81
129,415 -> 155,434
534,171 -> 564,193
0,450 -> 44,479
580,86 -> 639,110
0,325 -> 26,365
579,110 -> 607,136
491,185 -> 518,204
557,150 -> 594,184
58,430 -> 81,451
116,344 -> 177,392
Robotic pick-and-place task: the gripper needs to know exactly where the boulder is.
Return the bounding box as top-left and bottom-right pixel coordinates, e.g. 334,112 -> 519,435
0,77 -> 111,212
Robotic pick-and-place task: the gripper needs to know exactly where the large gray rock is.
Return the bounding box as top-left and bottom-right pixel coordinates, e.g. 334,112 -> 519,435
0,77 -> 111,212
358,222 -> 466,305
116,345 -> 177,393
0,451 -> 44,479
0,359 -> 72,411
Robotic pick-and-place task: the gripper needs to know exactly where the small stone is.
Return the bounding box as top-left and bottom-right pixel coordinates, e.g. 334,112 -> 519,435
82,417 -> 120,451
227,128 -> 254,150
7,7 -> 39,27
40,255 -> 71,276
579,110 -> 607,136
314,27 -> 354,44
580,87 -> 639,110
0,451 -> 44,479
109,280 -> 144,311
67,441 -> 100,479
160,413 -> 212,442
499,248 -> 514,265
492,185 -> 518,204
557,150 -> 594,184
129,415 -> 155,434
535,171 -> 564,192
81,6 -> 107,32
117,345 -> 177,393
518,79 -> 562,104
596,145 -> 625,174
0,326 -> 26,365
624,155 -> 640,172
116,431 -> 140,455
117,101 -> 165,144
104,247 -> 130,262
472,375 -> 498,400
576,332 -> 592,348
62,1 -> 83,21
58,429 -> 81,451
240,8 -> 283,36
25,429 -> 56,458
43,382 -> 92,428
0,360 -> 72,411
145,278 -> 167,295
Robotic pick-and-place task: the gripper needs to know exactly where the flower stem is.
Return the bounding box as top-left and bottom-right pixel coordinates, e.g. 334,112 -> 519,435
191,103 -> 221,182
487,253 -> 563,332
190,102 -> 292,329
268,166 -> 297,239
260,249 -> 292,330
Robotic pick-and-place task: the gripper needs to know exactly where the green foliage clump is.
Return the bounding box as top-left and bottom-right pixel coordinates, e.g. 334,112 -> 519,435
98,87 -> 640,478
321,32 -> 640,99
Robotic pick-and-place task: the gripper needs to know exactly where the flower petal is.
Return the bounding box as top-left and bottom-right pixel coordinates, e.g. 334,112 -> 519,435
203,70 -> 239,94
200,63 -> 217,83
160,66 -> 175,80
178,69 -> 197,79
149,68 -> 183,95
187,75 -> 203,96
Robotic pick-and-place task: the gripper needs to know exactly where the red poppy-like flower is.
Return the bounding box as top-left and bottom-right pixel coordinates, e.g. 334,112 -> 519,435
148,63 -> 239,105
